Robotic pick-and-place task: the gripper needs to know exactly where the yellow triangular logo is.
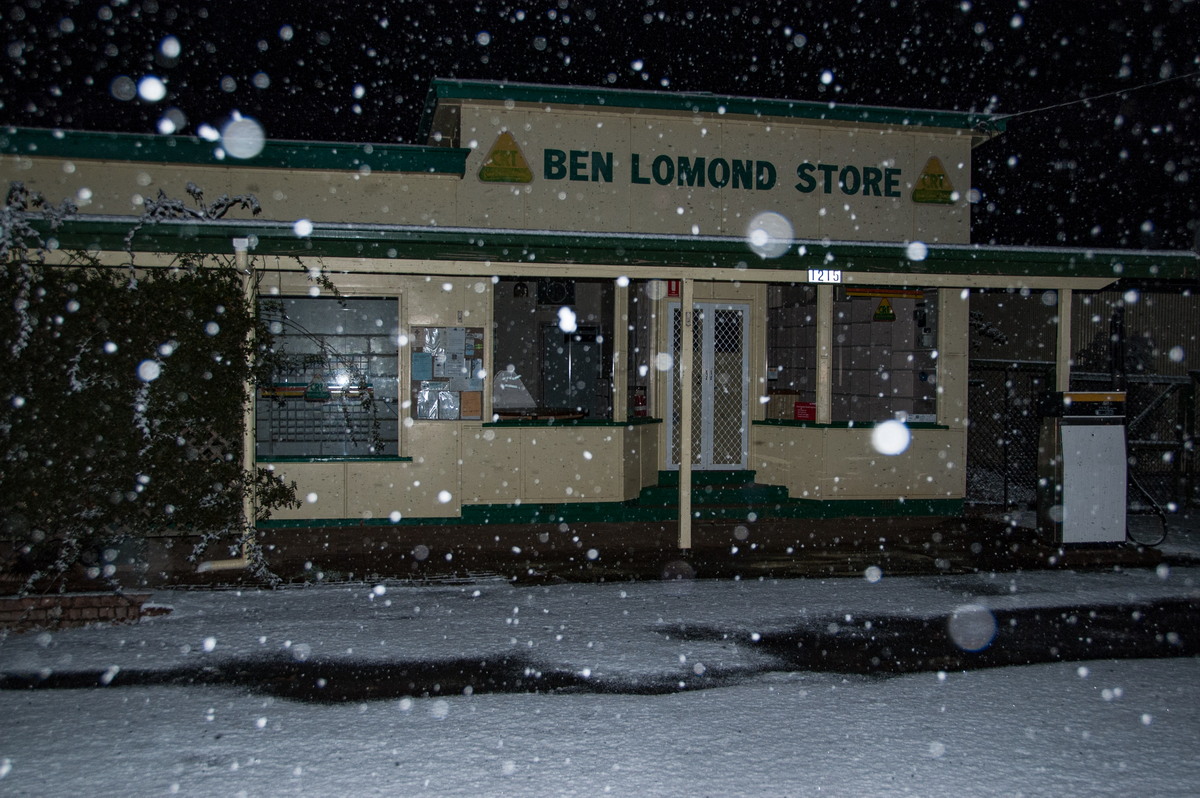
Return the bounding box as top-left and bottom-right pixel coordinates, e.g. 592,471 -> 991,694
874,298 -> 896,322
478,131 -> 533,183
911,156 -> 956,204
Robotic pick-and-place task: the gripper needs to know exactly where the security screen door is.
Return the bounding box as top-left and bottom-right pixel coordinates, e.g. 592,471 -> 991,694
667,302 -> 751,470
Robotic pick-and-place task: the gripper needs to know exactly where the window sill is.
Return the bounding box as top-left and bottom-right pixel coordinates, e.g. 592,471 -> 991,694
258,455 -> 414,463
752,420 -> 948,430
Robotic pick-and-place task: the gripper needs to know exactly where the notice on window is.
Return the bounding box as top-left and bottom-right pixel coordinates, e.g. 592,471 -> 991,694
411,326 -> 484,420
411,351 -> 434,381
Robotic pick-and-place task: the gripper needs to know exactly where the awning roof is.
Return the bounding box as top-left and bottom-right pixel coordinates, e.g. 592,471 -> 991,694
31,216 -> 1197,286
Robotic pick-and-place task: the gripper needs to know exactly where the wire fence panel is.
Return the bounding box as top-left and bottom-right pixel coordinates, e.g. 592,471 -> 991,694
968,362 -> 1198,510
967,361 -> 1053,509
1072,372 -> 1197,510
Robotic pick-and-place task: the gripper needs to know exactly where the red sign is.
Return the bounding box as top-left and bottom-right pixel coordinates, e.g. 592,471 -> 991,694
667,280 -> 680,297
794,402 -> 817,421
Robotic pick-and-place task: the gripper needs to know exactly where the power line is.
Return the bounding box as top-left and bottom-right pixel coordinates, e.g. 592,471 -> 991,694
994,69 -> 1200,122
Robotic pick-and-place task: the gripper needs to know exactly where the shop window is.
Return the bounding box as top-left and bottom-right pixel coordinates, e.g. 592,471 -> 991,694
493,278 -> 614,420
832,288 -> 938,422
257,297 -> 400,458
766,284 -> 818,420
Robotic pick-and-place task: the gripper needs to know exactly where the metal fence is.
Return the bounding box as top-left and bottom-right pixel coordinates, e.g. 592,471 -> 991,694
966,360 -> 1053,509
1072,371 -> 1197,511
966,362 -> 1198,511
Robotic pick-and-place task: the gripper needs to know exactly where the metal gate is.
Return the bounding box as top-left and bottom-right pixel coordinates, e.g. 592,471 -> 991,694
667,302 -> 750,470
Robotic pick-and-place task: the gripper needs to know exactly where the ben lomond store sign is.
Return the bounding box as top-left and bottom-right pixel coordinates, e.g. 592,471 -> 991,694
480,132 -> 957,205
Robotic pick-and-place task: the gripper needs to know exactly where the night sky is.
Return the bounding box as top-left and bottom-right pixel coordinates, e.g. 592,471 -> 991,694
3,0 -> 1198,250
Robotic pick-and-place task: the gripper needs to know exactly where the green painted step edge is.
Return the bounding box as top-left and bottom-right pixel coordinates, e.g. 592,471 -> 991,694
638,483 -> 788,497
654,470 -> 756,486
635,488 -> 793,507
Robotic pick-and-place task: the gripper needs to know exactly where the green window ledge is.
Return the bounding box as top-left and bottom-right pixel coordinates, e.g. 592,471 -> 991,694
258,455 -> 414,464
482,417 -> 662,428
753,420 -> 949,430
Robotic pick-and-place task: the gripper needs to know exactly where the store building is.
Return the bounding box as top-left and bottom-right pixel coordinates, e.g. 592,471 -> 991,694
3,79 -> 1196,574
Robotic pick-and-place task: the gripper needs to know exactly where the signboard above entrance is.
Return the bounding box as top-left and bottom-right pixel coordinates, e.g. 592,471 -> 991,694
431,80 -> 990,245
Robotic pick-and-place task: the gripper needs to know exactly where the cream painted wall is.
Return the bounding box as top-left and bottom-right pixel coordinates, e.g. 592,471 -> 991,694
2,155 -> 460,225
263,425 -> 464,521
750,426 -> 966,500
461,424 -> 631,504
624,422 -> 661,497
522,426 -> 624,501
264,461 -> 348,520
461,424 -> 523,504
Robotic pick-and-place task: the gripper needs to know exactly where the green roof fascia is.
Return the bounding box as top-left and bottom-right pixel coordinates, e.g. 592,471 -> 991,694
29,217 -> 1199,282
1,126 -> 469,176
419,78 -> 1005,141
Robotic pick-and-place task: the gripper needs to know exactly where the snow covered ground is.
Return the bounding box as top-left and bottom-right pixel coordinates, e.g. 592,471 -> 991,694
2,524 -> 1199,797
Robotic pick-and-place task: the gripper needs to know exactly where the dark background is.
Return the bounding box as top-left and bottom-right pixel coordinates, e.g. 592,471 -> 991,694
3,0 -> 1198,249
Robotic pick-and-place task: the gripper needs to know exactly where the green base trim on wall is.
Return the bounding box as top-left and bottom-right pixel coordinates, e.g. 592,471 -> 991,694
255,497 -> 965,529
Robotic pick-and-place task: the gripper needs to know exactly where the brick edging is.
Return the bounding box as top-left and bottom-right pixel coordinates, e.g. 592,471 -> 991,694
0,592 -> 159,632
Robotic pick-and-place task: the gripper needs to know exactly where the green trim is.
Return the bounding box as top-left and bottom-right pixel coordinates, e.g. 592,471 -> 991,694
753,420 -> 950,430
654,470 -> 756,487
420,79 -> 1005,138
33,217 -> 1200,282
259,455 -> 413,463
483,417 -> 661,427
255,497 -> 965,528
1,127 -> 469,175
